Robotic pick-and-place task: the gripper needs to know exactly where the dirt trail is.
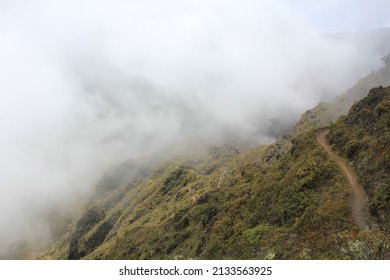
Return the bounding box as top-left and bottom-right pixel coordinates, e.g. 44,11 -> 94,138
217,169 -> 227,188
316,129 -> 370,230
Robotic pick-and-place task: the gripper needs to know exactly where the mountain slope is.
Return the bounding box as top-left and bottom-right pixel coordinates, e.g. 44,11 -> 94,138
317,129 -> 369,230
291,55 -> 390,136
35,63 -> 390,260
328,86 -> 390,231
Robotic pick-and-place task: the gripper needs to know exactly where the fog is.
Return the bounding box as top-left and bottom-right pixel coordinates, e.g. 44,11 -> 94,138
0,0 -> 389,257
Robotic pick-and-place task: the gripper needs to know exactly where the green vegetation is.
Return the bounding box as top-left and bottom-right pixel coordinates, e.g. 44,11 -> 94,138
34,63 -> 390,260
329,86 -> 390,230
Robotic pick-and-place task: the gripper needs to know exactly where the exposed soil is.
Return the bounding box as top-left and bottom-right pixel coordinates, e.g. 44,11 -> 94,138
317,129 -> 370,230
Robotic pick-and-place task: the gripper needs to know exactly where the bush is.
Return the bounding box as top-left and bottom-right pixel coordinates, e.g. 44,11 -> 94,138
200,205 -> 218,227
345,140 -> 361,158
243,224 -> 273,244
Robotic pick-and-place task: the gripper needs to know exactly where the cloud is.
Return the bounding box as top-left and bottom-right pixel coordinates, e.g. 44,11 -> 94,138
0,0 -> 389,256
279,0 -> 390,32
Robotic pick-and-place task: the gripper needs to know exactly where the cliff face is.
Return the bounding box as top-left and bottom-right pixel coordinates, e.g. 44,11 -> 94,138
37,63 -> 390,260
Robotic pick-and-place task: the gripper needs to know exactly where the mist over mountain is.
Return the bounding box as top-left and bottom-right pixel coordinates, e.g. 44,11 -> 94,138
328,27 -> 390,56
0,1 -> 390,258
33,75 -> 390,260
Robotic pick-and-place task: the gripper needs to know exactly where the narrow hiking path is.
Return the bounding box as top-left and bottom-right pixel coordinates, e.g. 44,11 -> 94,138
316,129 -> 370,230
216,152 -> 247,188
217,169 -> 227,188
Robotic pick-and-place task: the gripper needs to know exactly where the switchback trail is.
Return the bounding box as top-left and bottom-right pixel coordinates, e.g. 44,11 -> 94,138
316,129 -> 370,230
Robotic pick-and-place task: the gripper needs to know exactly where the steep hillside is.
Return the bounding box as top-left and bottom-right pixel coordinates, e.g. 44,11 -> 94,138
328,86 -> 390,230
292,55 -> 390,136
317,129 -> 370,230
39,130 -> 357,259
34,62 -> 390,260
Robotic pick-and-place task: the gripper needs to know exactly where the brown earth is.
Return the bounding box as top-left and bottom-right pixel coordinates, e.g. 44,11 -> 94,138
317,129 -> 370,230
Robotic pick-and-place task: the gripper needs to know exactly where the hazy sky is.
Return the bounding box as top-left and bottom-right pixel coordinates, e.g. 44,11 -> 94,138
0,0 -> 389,256
281,0 -> 390,32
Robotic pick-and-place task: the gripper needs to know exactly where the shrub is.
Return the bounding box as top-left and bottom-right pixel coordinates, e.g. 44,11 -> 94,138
345,140 -> 361,158
243,224 -> 273,244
